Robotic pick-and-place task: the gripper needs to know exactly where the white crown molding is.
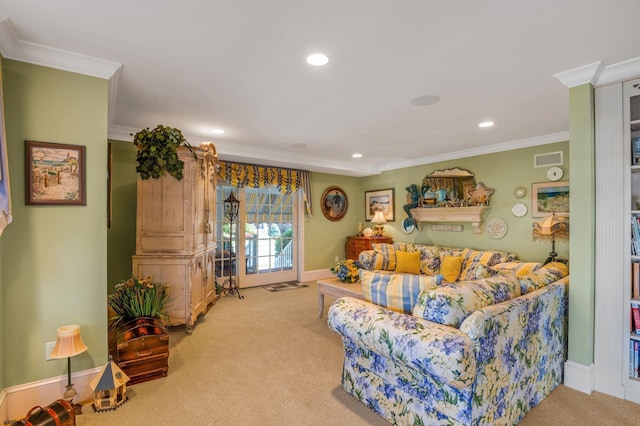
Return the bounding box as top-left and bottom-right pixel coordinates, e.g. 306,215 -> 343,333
0,17 -> 121,80
553,61 -> 604,88
555,56 -> 640,88
110,124 -> 569,177
108,125 -> 379,177
382,131 -> 570,172
596,56 -> 640,86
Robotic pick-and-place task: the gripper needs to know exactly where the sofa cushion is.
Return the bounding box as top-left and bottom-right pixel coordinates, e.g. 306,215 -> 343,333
395,250 -> 421,274
412,245 -> 442,275
412,275 -> 521,327
371,243 -> 397,271
360,269 -> 437,314
490,261 -> 542,277
458,248 -> 518,281
440,255 -> 462,283
518,261 -> 569,294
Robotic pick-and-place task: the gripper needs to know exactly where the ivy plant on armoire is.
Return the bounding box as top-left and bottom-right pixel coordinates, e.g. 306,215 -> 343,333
132,142 -> 219,333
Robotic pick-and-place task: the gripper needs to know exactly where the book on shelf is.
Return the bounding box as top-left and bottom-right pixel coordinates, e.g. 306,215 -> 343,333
634,138 -> 640,165
633,340 -> 640,378
633,302 -> 640,334
633,262 -> 640,299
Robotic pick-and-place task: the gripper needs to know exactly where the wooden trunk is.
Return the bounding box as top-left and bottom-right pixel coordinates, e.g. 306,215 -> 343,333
115,317 -> 169,385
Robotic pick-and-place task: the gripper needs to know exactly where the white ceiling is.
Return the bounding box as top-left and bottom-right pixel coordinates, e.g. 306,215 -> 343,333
1,1 -> 640,176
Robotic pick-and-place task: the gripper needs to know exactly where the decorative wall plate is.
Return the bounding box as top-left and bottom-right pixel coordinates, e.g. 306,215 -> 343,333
486,218 -> 507,239
402,217 -> 415,233
547,166 -> 564,181
514,186 -> 526,199
511,202 -> 528,218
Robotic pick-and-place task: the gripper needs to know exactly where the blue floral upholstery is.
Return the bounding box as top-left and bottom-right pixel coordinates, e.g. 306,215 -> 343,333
412,275 -> 521,327
328,271 -> 569,425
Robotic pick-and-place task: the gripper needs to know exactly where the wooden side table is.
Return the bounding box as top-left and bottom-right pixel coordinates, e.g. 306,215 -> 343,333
317,278 -> 364,318
346,235 -> 393,260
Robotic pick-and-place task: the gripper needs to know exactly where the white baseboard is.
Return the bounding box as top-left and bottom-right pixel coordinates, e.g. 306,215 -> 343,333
1,367 -> 100,421
564,360 -> 595,395
300,269 -> 333,282
594,377 -> 626,399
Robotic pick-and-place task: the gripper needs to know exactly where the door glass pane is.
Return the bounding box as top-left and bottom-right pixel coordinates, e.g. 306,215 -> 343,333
244,186 -> 294,275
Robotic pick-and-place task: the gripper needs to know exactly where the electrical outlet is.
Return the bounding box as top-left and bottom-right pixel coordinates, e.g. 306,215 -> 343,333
45,341 -> 56,361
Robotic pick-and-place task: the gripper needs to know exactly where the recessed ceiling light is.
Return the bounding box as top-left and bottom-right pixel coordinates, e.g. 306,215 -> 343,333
306,53 -> 329,66
211,128 -> 225,134
352,153 -> 362,159
478,121 -> 494,128
410,95 -> 441,106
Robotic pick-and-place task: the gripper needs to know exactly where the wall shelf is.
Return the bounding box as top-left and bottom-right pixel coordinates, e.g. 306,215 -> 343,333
410,206 -> 490,234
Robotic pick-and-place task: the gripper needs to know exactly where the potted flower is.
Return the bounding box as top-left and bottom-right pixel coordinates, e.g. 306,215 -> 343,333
131,125 -> 195,180
108,275 -> 170,329
330,259 -> 364,283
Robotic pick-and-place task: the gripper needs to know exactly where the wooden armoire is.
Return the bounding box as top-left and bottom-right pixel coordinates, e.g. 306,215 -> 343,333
132,142 -> 219,333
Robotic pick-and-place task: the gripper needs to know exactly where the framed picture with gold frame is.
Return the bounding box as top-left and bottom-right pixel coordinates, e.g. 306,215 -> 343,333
365,188 -> 395,221
320,186 -> 348,221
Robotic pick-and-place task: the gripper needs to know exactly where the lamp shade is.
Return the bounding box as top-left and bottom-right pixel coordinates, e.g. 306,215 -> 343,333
50,325 -> 88,359
371,211 -> 387,224
532,213 -> 569,242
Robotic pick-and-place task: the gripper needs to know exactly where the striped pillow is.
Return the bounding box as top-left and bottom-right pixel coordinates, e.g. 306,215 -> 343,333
371,243 -> 397,271
360,269 -> 437,314
490,261 -> 542,277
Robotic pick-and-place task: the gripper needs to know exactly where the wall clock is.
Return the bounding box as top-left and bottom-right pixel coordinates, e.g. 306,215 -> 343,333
547,166 -> 564,181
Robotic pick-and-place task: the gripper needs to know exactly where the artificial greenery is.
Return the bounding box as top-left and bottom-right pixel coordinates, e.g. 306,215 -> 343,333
108,275 -> 170,328
132,125 -> 195,180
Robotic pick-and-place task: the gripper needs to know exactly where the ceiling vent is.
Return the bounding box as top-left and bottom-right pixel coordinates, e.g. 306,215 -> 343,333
534,151 -> 563,168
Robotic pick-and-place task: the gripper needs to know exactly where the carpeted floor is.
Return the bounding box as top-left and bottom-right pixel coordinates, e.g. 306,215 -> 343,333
77,281 -> 640,425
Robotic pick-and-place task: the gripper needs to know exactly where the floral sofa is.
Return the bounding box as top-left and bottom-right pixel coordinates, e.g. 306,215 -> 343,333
328,242 -> 569,425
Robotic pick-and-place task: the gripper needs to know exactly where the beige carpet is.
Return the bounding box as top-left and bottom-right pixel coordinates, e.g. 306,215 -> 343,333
78,282 -> 639,425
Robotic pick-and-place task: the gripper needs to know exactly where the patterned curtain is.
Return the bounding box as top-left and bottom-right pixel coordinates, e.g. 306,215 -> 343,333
218,161 -> 312,216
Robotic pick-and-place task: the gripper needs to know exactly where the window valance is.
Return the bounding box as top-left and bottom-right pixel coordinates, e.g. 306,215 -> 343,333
218,161 -> 312,216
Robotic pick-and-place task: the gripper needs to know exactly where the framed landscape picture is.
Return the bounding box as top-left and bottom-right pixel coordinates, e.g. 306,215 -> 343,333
26,141 -> 86,205
531,181 -> 569,217
365,188 -> 395,221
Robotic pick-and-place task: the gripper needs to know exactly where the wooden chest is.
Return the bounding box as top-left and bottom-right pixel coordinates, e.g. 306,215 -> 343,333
346,235 -> 393,260
115,317 -> 169,385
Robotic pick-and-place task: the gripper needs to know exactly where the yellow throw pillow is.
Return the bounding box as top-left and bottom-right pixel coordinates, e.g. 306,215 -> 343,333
440,255 -> 462,283
395,251 -> 421,274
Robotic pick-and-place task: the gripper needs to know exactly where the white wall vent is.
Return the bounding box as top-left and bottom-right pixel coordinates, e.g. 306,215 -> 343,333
534,151 -> 564,168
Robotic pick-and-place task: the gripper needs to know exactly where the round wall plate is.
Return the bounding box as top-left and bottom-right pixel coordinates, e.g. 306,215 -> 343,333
402,217 -> 415,233
547,166 -> 564,181
514,186 -> 526,199
486,218 -> 507,239
512,202 -> 528,217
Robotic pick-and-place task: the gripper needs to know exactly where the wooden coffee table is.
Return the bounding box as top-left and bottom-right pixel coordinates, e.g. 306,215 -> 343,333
317,277 -> 364,318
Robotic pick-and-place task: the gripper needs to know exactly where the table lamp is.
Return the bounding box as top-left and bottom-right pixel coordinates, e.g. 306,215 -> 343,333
532,213 -> 569,264
50,324 -> 88,414
371,211 -> 387,236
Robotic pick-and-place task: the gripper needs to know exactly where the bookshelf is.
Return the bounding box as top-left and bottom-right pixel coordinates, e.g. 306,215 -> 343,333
626,79 -> 640,384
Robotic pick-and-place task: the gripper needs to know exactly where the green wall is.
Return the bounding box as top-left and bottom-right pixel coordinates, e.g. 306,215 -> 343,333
567,84 -> 596,366
358,142 -> 570,263
106,140 -> 138,293
0,59 -> 108,386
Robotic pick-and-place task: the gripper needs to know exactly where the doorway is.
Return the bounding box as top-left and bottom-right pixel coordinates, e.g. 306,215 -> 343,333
215,184 -> 298,288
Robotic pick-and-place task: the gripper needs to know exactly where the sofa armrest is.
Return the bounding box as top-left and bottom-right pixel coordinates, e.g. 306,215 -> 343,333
328,297 -> 476,389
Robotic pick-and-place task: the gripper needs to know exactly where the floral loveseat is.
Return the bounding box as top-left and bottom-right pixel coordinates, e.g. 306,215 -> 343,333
328,242 -> 569,425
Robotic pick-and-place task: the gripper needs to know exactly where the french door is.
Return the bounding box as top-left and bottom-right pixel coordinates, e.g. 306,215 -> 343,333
215,184 -> 298,288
